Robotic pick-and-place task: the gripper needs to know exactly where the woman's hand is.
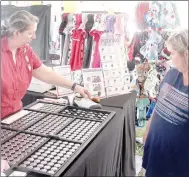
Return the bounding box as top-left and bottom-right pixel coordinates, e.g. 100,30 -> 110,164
1,159 -> 10,172
74,85 -> 92,99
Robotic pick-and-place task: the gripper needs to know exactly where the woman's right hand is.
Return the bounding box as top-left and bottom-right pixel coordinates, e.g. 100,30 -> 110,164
1,159 -> 10,172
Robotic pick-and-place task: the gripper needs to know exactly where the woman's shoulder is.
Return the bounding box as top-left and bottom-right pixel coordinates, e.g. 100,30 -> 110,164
161,67 -> 188,94
163,67 -> 181,82
166,67 -> 180,76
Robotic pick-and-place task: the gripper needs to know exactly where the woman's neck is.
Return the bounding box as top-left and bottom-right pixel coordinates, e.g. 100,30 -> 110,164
7,37 -> 19,52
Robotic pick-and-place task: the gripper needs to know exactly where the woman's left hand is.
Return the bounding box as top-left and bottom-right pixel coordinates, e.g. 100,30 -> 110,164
74,85 -> 92,99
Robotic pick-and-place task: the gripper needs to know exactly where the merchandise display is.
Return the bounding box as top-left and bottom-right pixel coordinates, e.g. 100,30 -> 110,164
98,21 -> 131,96
82,68 -> 106,98
1,132 -> 48,166
18,139 -> 81,176
53,65 -> 74,96
129,0 -> 181,128
72,70 -> 83,85
59,12 -> 129,70
27,77 -> 54,93
1,1 -> 187,176
1,101 -> 115,176
25,114 -> 72,135
59,106 -> 109,121
1,111 -> 47,130
1,128 -> 17,143
27,102 -> 66,113
56,119 -> 101,143
73,95 -> 102,109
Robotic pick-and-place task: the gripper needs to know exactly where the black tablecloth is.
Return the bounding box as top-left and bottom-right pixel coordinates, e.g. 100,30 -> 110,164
101,92 -> 137,176
22,91 -> 137,176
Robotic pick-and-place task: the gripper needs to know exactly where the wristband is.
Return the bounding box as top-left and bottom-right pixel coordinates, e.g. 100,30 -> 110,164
71,83 -> 77,91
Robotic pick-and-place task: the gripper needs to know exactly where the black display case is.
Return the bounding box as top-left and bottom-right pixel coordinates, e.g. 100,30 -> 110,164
1,100 -> 115,177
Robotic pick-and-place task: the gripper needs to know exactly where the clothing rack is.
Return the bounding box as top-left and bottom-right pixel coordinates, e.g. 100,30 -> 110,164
81,11 -> 123,15
81,11 -> 108,14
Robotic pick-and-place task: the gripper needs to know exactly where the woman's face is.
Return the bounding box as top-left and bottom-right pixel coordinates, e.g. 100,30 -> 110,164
167,44 -> 188,73
14,23 -> 37,46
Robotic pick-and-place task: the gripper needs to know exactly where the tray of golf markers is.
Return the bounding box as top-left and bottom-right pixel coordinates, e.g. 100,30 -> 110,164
1,100 -> 115,177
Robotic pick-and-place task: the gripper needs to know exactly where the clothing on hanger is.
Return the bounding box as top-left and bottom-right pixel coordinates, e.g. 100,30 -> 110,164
128,31 -> 149,62
159,1 -> 180,29
83,14 -> 94,68
90,30 -> 103,68
59,13 -> 69,35
135,1 -> 150,30
105,15 -> 116,33
114,14 -> 124,35
61,14 -> 74,65
89,14 -> 106,68
69,14 -> 85,71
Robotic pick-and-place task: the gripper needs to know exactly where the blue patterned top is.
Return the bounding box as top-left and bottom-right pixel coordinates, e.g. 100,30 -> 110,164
142,68 -> 189,176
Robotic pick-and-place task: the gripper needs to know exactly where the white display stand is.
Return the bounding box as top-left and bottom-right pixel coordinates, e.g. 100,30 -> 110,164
72,70 -> 83,85
27,77 -> 54,93
99,33 -> 131,97
82,68 -> 106,98
50,65 -> 73,96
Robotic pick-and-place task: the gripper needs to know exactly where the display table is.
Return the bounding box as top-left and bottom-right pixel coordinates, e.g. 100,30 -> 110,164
100,91 -> 137,176
21,91 -> 137,176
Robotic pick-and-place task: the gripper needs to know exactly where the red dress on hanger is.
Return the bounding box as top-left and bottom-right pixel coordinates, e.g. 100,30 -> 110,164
69,14 -> 85,71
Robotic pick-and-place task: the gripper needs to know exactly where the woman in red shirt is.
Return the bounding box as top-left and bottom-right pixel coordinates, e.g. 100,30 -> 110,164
1,10 -> 91,119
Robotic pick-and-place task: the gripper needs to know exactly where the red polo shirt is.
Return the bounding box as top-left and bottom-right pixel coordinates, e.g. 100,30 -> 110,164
1,37 -> 42,119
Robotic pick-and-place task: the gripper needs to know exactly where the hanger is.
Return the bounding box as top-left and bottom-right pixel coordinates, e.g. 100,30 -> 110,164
81,11 -> 108,14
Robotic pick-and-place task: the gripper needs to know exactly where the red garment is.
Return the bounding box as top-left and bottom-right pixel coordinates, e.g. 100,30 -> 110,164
136,1 -> 149,30
69,14 -> 85,71
128,34 -> 137,61
1,37 -> 42,119
69,29 -> 85,71
59,13 -> 69,35
90,30 -> 103,68
75,14 -> 82,29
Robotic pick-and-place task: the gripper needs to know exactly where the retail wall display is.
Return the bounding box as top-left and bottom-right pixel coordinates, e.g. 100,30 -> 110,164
129,0 -> 180,101
59,13 -> 130,69
52,66 -> 73,96
57,12 -> 133,97
82,68 -> 106,98
99,32 -> 131,97
1,101 -> 115,176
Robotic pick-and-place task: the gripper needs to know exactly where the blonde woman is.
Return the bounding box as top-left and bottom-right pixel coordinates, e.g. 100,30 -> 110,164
142,30 -> 189,176
1,10 -> 91,119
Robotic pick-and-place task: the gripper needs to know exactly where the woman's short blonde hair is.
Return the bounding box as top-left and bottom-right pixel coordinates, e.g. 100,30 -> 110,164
1,10 -> 39,37
166,29 -> 188,54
